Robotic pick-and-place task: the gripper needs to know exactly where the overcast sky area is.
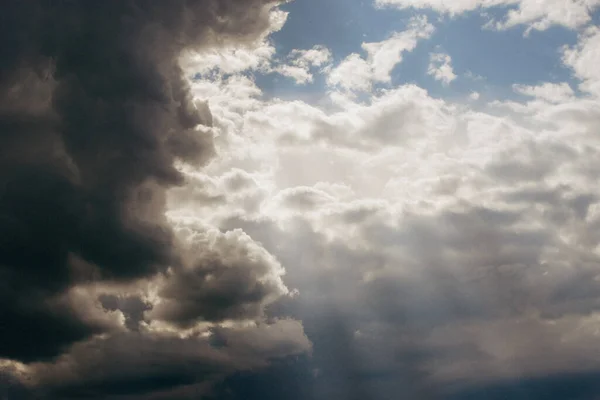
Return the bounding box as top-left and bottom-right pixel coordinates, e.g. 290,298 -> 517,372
2,0 -> 600,399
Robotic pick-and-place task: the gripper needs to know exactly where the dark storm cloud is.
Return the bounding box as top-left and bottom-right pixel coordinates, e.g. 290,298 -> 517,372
0,370 -> 35,400
149,228 -> 287,327
0,0 -> 281,363
444,371 -> 600,400
35,333 -> 233,398
17,319 -> 309,400
99,294 -> 152,331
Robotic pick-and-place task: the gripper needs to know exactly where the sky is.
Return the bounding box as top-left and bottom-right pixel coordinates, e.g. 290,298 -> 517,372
2,0 -> 600,399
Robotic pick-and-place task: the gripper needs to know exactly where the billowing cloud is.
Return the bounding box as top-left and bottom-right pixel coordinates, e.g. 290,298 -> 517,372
0,0 -> 310,398
149,227 -> 288,327
4,0 -> 600,398
166,12 -> 600,394
327,53 -> 374,92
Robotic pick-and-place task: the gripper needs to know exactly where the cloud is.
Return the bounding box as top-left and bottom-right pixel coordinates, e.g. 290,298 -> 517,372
213,174 -> 600,394
180,9 -> 288,77
428,52 -> 457,86
0,1 -> 312,398
513,82 -> 575,103
273,65 -> 315,85
240,84 -> 457,151
563,26 -> 600,97
4,0 -> 600,398
327,16 -> 434,92
182,33 -> 331,86
375,0 -> 600,31
0,0 -> 281,362
148,227 -> 288,328
272,45 -> 333,84
327,53 -> 374,92
11,320 -> 309,399
363,16 -> 435,82
289,46 -> 333,69
168,18 -> 600,394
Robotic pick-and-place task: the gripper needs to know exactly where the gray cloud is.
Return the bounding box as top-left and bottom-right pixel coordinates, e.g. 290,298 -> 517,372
149,228 -> 288,327
23,319 -> 309,399
0,1 -> 315,399
215,167 -> 600,395
99,294 -> 152,331
0,0 -> 282,363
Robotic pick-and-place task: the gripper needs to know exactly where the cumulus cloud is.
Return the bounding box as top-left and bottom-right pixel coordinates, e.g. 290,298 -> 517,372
4,0 -> 600,398
327,53 -> 374,92
160,14 -> 600,395
563,26 -> 600,96
428,52 -> 457,85
328,16 -> 434,92
240,84 -> 458,152
149,227 -> 288,327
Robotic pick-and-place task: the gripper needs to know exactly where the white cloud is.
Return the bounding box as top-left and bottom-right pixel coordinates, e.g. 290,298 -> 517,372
272,64 -> 314,84
288,45 -> 333,69
376,0 -> 600,31
272,45 -> 333,84
180,11 -> 332,87
513,82 -> 575,103
563,26 -> 600,96
363,16 -> 435,82
98,9 -> 600,396
497,0 -> 600,32
428,52 -> 457,85
376,0 -> 514,15
327,53 -> 374,92
247,84 -> 460,153
176,38 -> 600,388
327,15 -> 434,92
